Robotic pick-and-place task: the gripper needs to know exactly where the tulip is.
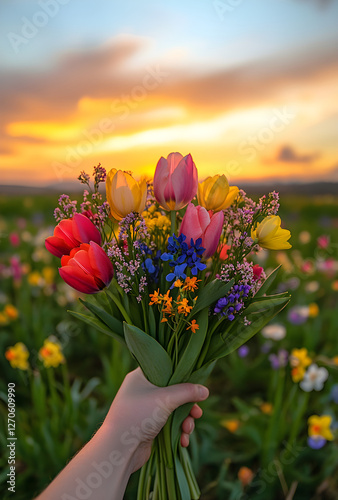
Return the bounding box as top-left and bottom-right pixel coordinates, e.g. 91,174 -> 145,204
45,213 -> 101,258
106,169 -> 147,220
59,242 -> 114,294
154,152 -> 198,211
179,203 -> 224,259
251,216 -> 291,250
198,175 -> 239,211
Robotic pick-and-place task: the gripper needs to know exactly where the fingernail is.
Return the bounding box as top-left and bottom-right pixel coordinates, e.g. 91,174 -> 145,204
198,386 -> 209,399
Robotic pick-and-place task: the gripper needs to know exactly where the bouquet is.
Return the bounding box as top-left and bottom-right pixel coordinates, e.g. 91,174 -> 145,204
45,153 -> 292,499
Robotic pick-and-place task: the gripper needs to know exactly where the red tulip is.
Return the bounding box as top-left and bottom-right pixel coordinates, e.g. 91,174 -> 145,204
252,264 -> 264,281
153,152 -> 198,211
45,213 -> 101,258
59,242 -> 114,294
179,203 -> 224,259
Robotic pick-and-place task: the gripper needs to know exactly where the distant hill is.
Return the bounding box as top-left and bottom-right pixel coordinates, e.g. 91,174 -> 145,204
0,182 -> 338,197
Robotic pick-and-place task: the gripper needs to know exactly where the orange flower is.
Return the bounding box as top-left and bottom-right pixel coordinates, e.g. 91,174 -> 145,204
174,279 -> 183,288
149,289 -> 161,305
177,298 -> 192,316
186,319 -> 199,333
260,402 -> 273,415
238,467 -> 254,487
182,277 -> 201,292
221,419 -> 240,433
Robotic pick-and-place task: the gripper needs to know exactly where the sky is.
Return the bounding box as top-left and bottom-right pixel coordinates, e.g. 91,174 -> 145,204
0,0 -> 338,186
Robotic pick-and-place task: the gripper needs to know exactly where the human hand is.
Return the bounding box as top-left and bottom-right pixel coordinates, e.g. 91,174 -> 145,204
102,368 -> 209,472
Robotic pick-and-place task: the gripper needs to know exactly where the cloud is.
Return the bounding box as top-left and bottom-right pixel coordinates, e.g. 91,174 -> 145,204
276,145 -> 320,163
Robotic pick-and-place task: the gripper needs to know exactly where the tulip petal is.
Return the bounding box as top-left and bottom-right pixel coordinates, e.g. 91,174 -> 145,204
88,242 -> 114,287
72,213 -> 101,245
59,265 -> 99,293
54,219 -> 80,247
179,203 -> 203,243
45,236 -> 73,258
203,211 -> 224,258
197,206 -> 211,233
220,186 -> 239,210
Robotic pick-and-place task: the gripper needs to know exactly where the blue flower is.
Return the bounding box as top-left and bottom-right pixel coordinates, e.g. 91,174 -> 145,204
307,436 -> 326,450
166,263 -> 187,283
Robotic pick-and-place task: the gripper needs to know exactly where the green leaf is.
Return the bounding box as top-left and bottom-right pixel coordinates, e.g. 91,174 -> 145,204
123,323 -> 172,386
68,310 -> 126,345
206,294 -> 291,362
148,304 -> 156,337
169,309 -> 209,384
255,265 -> 282,297
192,278 -> 235,316
78,298 -> 125,339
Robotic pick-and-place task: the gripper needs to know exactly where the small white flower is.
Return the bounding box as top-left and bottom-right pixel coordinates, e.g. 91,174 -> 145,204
305,281 -> 320,293
261,324 -> 286,341
300,364 -> 329,392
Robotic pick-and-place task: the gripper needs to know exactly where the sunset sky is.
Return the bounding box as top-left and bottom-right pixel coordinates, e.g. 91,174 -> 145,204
1,0 -> 338,186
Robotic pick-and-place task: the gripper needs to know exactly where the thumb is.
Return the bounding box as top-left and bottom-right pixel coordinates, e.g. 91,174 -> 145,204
162,383 -> 209,412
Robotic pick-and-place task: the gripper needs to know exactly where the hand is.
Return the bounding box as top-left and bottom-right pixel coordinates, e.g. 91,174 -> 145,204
102,367 -> 209,472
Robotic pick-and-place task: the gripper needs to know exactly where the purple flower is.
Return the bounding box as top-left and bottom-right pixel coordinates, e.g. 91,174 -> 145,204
261,341 -> 273,354
268,349 -> 289,370
288,306 -> 309,325
238,345 -> 249,358
307,436 -> 326,450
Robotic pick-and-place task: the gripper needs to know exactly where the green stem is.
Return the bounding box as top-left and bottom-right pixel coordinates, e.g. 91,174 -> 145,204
106,290 -> 133,324
170,210 -> 176,236
285,391 -> 309,453
262,368 -> 285,467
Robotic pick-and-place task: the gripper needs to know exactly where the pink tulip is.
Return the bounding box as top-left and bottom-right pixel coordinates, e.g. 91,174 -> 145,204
179,203 -> 224,258
153,152 -> 198,211
45,213 -> 101,258
59,242 -> 114,294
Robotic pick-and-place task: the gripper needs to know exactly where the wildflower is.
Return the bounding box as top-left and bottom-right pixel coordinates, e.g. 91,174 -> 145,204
174,279 -> 183,288
106,169 -> 147,220
39,338 -> 65,368
299,231 -> 311,244
45,213 -> 101,258
261,323 -> 286,341
9,232 -> 20,247
260,402 -> 273,415
149,289 -> 161,305
238,467 -> 254,487
307,435 -> 327,450
317,235 -> 330,249
251,215 -> 291,250
28,271 -> 43,287
269,349 -> 288,370
300,364 -> 329,392
222,419 -> 240,432
179,203 -> 224,259
290,348 -> 312,382
4,304 -> 19,321
42,267 -> 55,285
238,345 -> 249,358
308,415 -> 333,441
288,306 -> 309,325
5,343 -> 29,370
308,303 -> 319,318
218,243 -> 230,260
214,283 -> 251,321
177,298 -> 192,316
333,356 -> 338,366
197,174 -> 239,211
186,319 -> 199,333
305,281 -> 320,293
332,280 -> 338,292
59,242 -> 114,294
154,152 -> 198,211
182,277 -> 200,292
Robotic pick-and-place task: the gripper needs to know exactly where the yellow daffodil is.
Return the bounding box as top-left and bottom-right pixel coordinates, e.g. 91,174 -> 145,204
251,216 -> 291,250
198,175 -> 239,211
5,343 -> 29,370
308,415 -> 333,441
290,348 -> 312,382
106,169 -> 147,220
39,338 -> 65,368
4,304 -> 19,321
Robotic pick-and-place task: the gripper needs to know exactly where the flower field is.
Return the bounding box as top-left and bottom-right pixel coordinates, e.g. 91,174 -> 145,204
0,191 -> 337,500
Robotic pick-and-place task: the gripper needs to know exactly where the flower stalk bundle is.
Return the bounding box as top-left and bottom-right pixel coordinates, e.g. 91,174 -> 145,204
46,156 -> 292,499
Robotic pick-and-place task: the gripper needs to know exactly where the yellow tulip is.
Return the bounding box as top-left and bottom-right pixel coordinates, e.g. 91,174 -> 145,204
106,169 -> 147,220
251,215 -> 291,250
198,175 -> 239,211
